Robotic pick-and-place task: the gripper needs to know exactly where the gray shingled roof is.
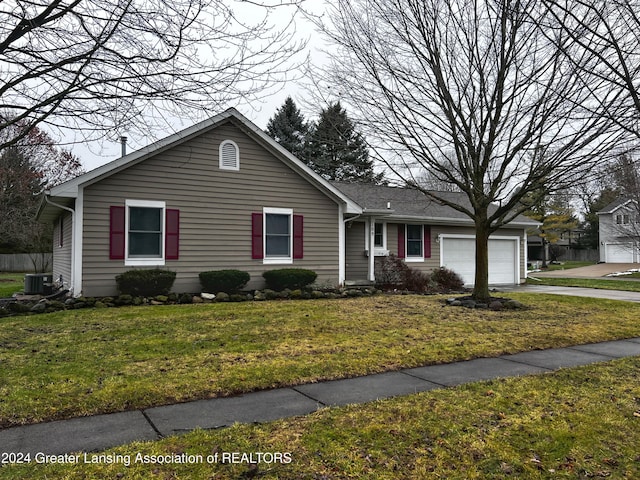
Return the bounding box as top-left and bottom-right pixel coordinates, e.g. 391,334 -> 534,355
330,181 -> 538,226
597,197 -> 634,214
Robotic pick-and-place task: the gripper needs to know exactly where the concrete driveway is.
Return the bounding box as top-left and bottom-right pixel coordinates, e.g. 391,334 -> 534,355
530,263 -> 640,279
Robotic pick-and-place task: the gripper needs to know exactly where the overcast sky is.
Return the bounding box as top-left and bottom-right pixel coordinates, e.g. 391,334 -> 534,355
69,1 -> 330,172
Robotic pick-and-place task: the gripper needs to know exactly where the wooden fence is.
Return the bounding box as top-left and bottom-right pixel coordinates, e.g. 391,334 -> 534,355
0,253 -> 53,273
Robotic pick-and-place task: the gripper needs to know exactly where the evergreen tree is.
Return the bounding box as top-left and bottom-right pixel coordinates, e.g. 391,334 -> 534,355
523,188 -> 578,266
307,102 -> 383,183
265,97 -> 309,160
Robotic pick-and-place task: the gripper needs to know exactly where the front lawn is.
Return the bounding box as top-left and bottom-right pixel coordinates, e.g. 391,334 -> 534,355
2,294 -> 640,428
4,357 -> 640,479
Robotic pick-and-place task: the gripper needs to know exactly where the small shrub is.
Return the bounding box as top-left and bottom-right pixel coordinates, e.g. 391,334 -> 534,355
262,268 -> 318,291
376,254 -> 434,292
431,267 -> 465,292
375,254 -> 410,290
115,269 -> 176,297
199,270 -> 250,293
404,267 -> 436,293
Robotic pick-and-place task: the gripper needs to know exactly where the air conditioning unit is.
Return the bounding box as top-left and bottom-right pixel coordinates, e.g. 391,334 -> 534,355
24,274 -> 53,295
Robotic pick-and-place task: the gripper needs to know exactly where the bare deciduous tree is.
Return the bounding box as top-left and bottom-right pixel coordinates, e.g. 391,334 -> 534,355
0,0 -> 306,150
0,121 -> 83,257
313,0 -> 628,301
541,0 -> 640,136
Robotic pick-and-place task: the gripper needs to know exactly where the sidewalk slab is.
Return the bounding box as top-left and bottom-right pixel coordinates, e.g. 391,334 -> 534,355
0,411 -> 157,456
294,372 -> 439,407
503,348 -> 614,370
404,357 -> 548,387
569,340 -> 640,358
144,388 -> 319,437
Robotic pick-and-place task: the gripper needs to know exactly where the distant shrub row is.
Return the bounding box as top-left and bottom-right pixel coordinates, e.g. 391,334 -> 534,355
116,268 -> 318,297
115,261 -> 463,297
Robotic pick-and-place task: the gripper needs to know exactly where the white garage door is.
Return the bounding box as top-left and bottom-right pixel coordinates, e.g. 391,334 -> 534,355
441,237 -> 518,285
605,243 -> 634,263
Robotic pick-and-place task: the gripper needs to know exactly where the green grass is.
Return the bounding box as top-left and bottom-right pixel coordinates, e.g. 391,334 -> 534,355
2,294 -> 640,428
3,357 -> 639,479
0,273 -> 24,297
527,276 -> 640,292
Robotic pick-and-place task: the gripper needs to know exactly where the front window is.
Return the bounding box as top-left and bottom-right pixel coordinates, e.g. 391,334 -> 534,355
129,207 -> 162,257
126,200 -> 165,265
374,223 -> 384,248
406,224 -> 423,259
264,207 -> 292,263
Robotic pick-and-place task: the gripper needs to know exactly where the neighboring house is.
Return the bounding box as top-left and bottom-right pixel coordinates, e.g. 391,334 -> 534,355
597,198 -> 640,263
37,109 -> 537,297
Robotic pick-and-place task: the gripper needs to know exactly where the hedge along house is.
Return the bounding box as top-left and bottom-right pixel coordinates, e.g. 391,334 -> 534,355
38,108 -> 536,297
332,182 -> 538,287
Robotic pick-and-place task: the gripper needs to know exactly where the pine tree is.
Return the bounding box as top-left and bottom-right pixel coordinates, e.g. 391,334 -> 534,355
265,97 -> 309,160
307,101 -> 383,184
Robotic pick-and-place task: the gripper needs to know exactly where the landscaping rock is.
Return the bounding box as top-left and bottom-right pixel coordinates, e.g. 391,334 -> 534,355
115,294 -> 133,306
201,293 -> 216,301
30,300 -> 48,313
216,292 -> 230,302
154,295 -> 169,303
192,295 -> 204,304
94,301 -> 107,308
229,294 -> 246,302
253,290 -> 266,301
489,301 -> 504,311
461,299 -> 476,309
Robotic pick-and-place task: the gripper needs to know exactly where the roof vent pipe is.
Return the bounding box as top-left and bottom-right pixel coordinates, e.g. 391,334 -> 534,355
120,136 -> 128,157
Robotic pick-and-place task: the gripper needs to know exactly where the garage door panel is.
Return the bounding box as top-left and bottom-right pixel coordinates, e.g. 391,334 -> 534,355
605,243 -> 634,263
442,237 -> 518,285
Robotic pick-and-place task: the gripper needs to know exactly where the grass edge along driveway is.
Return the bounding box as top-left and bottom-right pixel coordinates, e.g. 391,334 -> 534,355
1,293 -> 640,429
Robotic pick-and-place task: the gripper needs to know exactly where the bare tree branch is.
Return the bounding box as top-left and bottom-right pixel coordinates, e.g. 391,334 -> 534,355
0,0 -> 307,150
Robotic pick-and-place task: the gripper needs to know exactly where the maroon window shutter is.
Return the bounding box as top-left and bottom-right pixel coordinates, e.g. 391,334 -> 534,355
424,225 -> 431,258
165,209 -> 180,260
252,213 -> 264,259
293,214 -> 304,259
109,206 -> 125,260
397,224 -> 406,259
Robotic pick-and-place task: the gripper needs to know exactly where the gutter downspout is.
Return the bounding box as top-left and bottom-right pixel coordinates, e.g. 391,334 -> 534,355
44,195 -> 76,295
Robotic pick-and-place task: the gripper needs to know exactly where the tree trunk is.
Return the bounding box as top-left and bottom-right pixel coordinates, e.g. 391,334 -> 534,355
473,222 -> 491,302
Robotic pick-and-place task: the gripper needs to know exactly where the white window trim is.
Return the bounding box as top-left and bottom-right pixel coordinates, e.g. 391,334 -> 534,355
263,207 -> 293,265
125,199 -> 166,266
405,224 -> 424,262
219,139 -> 240,171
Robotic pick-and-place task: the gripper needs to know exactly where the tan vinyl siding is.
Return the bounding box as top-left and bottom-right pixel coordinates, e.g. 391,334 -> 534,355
52,212 -> 73,290
81,121 -> 340,296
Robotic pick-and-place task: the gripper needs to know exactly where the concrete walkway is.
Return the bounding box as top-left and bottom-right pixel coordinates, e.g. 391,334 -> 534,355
2,337 -> 640,457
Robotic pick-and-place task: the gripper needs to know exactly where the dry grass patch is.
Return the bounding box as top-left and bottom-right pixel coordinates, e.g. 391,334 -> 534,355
1,294 -> 639,427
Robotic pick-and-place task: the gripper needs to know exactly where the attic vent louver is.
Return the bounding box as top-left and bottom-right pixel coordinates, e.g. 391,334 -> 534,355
219,140 -> 239,171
